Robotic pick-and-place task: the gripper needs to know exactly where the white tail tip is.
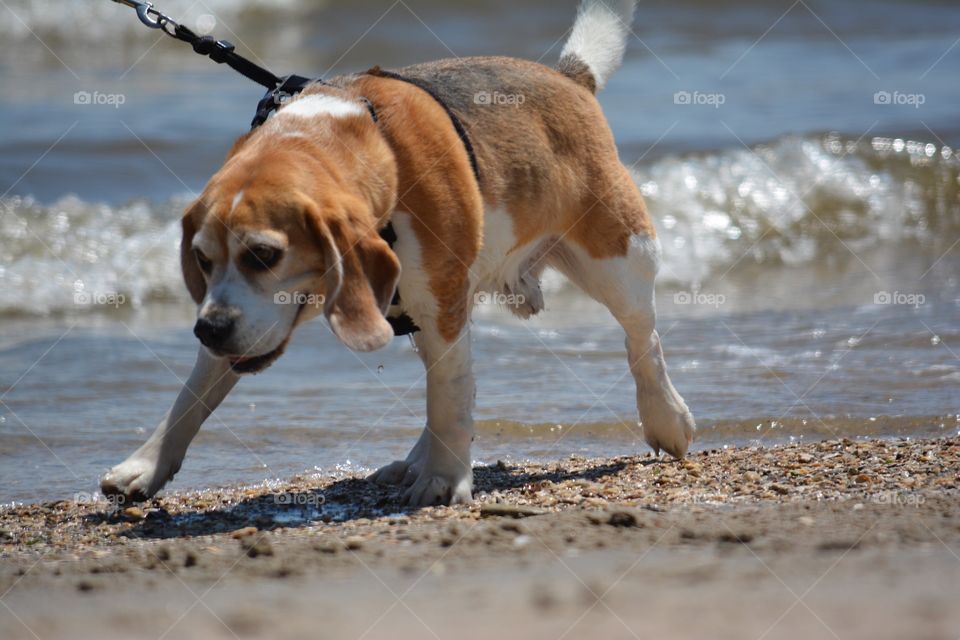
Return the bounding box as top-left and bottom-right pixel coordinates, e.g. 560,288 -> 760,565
559,0 -> 637,91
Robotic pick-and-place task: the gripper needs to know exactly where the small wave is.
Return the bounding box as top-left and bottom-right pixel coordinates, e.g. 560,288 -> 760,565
1,133 -> 957,316
0,194 -> 189,316
644,133 -> 959,288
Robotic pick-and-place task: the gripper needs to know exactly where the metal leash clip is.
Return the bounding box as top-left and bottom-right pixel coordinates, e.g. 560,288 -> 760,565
111,0 -> 180,35
110,0 -> 160,28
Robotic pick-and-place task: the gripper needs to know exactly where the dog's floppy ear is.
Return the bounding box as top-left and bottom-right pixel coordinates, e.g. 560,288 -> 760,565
180,201 -> 206,304
307,203 -> 400,352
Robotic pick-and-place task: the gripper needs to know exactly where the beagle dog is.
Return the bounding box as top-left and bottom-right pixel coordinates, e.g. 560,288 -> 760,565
101,0 -> 695,506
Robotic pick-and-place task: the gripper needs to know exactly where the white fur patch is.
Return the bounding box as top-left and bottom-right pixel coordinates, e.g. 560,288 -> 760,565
230,189 -> 244,212
559,233 -> 660,314
277,94 -> 366,120
471,208 -> 549,318
471,208 -> 518,289
389,213 -> 436,322
560,0 -> 637,90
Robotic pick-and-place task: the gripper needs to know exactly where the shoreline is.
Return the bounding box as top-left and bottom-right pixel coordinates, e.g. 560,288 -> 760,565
2,435 -> 958,639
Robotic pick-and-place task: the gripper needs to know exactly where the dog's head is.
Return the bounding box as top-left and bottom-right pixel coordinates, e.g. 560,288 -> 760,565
181,108 -> 400,374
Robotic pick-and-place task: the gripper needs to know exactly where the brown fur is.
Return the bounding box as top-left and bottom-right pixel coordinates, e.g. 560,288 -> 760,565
184,55 -> 653,348
180,201 -> 207,304
307,203 -> 400,351
556,54 -> 598,94
346,73 -> 484,342
345,57 -> 654,261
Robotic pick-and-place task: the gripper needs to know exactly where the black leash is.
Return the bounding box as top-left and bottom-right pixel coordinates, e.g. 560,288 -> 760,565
111,1 -> 478,178
111,0 -> 316,128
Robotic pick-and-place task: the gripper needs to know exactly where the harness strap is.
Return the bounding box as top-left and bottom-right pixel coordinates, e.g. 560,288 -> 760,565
250,74 -> 319,128
376,198 -> 420,336
364,67 -> 481,184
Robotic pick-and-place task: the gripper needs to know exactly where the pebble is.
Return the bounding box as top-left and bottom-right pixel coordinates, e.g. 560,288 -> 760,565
344,536 -> 365,550
606,510 -> 642,528
480,504 -> 546,519
240,536 -> 273,558
122,507 -> 145,521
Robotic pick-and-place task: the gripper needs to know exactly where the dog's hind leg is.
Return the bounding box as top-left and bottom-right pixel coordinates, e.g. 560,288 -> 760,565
553,232 -> 695,458
100,347 -> 239,502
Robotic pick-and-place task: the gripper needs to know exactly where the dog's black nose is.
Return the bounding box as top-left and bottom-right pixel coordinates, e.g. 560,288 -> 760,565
194,316 -> 235,348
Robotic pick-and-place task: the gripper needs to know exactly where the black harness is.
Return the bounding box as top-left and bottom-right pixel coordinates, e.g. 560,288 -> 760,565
112,0 -> 482,337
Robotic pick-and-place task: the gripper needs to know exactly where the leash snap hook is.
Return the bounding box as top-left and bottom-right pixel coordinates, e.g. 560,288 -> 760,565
134,2 -> 162,28
111,0 -> 163,29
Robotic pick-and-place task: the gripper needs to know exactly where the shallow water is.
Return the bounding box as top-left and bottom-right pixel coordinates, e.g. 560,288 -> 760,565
1,0 -> 958,503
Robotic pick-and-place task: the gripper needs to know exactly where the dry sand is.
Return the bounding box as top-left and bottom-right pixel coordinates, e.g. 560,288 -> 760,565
2,436 -> 959,639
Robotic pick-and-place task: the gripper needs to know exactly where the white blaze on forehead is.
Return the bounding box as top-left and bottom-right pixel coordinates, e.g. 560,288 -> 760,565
231,189 -> 244,212
278,94 -> 365,120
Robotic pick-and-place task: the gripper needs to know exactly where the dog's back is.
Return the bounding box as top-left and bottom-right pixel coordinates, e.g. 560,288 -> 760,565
385,0 -> 640,220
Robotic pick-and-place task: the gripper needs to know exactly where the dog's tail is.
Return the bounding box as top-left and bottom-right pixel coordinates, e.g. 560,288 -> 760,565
556,0 -> 637,93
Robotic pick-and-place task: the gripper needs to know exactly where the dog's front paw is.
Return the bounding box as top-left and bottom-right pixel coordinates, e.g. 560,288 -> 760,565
100,455 -> 180,503
641,405 -> 695,459
402,468 -> 473,507
368,459 -> 420,487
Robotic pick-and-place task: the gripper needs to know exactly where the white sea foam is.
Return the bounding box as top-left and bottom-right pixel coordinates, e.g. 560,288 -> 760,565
0,194 -> 189,315
1,133 -> 956,316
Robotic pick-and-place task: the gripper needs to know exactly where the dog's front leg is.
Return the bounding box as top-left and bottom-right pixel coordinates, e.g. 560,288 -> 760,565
401,326 -> 475,507
100,347 -> 238,502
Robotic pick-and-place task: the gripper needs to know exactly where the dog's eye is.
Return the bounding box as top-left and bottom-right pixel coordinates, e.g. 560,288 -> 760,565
194,249 -> 213,274
244,245 -> 282,271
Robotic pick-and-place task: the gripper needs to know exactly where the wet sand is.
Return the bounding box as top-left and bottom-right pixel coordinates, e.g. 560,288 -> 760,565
2,436 -> 959,639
